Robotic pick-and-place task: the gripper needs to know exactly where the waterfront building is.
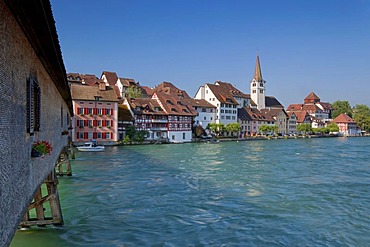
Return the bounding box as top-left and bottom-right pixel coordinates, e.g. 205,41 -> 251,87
0,0 -> 73,245
152,83 -> 196,142
125,97 -> 169,141
70,82 -> 119,144
333,113 -> 361,136
287,112 -> 298,134
260,108 -> 289,135
188,98 -> 217,129
194,81 -> 242,125
287,110 -> 312,125
287,92 -> 332,128
238,107 -> 275,136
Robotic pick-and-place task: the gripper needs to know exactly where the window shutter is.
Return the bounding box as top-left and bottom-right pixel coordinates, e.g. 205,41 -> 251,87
111,120 -> 113,127
77,120 -> 80,127
103,120 -> 106,127
26,78 -> 34,135
77,107 -> 81,114
84,132 -> 88,139
84,120 -> 88,126
93,108 -> 97,115
93,120 -> 97,126
84,108 -> 88,114
102,133 -> 106,139
93,132 -> 97,139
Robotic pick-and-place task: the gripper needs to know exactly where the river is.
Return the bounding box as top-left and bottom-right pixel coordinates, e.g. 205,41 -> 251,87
11,137 -> 370,246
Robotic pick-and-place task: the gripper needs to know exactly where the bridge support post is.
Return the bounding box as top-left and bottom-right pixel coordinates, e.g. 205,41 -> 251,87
19,171 -> 64,227
55,148 -> 72,176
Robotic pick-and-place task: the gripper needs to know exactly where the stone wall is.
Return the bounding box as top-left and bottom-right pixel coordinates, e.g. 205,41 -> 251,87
0,1 -> 70,245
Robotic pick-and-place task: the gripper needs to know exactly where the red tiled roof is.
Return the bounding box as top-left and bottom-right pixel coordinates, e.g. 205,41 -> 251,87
154,91 -> 197,116
288,110 -> 311,123
206,83 -> 239,105
67,73 -> 102,86
333,113 -> 357,124
287,104 -> 303,111
70,84 -> 119,102
304,92 -> 320,104
101,71 -> 118,85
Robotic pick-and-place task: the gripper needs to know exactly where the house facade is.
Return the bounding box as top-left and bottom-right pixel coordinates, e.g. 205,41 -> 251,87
0,0 -> 73,245
70,83 -> 119,144
333,113 -> 361,136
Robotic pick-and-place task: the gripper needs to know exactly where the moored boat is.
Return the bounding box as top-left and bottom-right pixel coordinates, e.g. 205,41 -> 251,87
77,141 -> 105,152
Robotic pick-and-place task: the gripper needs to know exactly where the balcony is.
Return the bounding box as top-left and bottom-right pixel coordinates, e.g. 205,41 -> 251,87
152,119 -> 168,123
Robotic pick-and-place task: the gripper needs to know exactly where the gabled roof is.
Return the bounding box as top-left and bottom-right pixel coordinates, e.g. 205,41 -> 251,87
304,92 -> 320,104
186,98 -> 216,108
265,96 -> 284,108
239,107 -> 275,122
214,81 -> 250,99
118,78 -> 137,87
153,81 -> 191,99
287,104 -> 303,111
101,71 -> 118,86
206,83 -> 239,105
70,84 -> 119,102
67,73 -> 102,86
154,91 -> 196,116
260,108 -> 288,118
128,98 -> 166,115
288,110 -> 311,123
333,113 -> 357,124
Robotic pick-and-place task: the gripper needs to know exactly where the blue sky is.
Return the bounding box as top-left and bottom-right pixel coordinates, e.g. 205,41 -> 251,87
51,0 -> 370,107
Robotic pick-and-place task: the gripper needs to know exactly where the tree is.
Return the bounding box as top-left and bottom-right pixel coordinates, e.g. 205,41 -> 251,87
207,123 -> 225,136
297,123 -> 312,134
194,125 -> 205,138
225,123 -> 241,137
353,104 -> 370,133
331,100 -> 353,118
326,122 -> 339,133
258,124 -> 270,134
126,86 -> 143,98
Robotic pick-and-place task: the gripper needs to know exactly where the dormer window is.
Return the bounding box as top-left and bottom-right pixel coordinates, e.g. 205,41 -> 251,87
171,108 -> 178,112
76,76 -> 81,81
182,109 -> 188,113
167,100 -> 174,105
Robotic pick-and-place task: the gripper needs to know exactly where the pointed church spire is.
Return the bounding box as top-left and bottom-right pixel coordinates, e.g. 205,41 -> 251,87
254,53 -> 263,82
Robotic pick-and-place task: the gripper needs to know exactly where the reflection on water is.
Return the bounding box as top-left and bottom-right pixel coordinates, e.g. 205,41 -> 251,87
11,137 -> 370,246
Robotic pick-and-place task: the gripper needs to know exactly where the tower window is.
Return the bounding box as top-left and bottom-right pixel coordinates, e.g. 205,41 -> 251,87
260,89 -> 264,93
252,83 -> 256,87
260,83 -> 264,87
252,90 -> 256,93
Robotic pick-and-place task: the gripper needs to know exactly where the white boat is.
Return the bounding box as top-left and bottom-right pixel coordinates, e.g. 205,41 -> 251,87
77,141 -> 105,152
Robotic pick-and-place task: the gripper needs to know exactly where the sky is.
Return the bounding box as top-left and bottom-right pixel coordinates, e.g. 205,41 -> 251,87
50,0 -> 370,108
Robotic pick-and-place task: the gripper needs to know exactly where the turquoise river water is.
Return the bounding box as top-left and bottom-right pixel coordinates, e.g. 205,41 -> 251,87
11,137 -> 370,246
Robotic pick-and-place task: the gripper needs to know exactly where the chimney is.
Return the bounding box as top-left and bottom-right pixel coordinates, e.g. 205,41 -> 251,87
99,81 -> 106,91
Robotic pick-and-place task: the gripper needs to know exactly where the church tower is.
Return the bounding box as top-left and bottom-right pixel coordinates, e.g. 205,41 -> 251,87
250,54 -> 266,110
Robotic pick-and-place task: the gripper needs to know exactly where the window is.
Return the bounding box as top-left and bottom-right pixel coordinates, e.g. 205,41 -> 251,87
106,108 -> 111,115
252,90 -> 256,93
260,89 -> 263,93
106,132 -> 111,139
172,135 -> 175,140
78,132 -> 84,139
183,133 -> 186,139
204,116 -> 206,120
88,132 -> 93,139
97,132 -> 102,139
97,108 -> 102,115
252,83 -> 256,87
260,82 -> 263,87
27,77 -> 41,135
88,108 -> 93,114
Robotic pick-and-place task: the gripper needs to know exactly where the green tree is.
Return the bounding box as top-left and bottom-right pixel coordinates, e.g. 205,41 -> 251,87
126,86 -> 143,98
225,123 -> 241,137
353,104 -> 370,132
125,125 -> 136,144
207,123 -> 225,136
297,123 -> 312,134
258,124 -> 270,134
331,100 -> 353,118
326,122 -> 339,133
